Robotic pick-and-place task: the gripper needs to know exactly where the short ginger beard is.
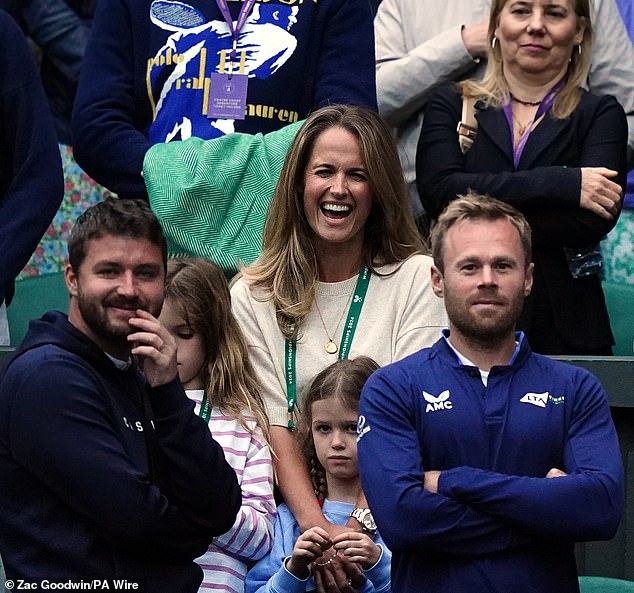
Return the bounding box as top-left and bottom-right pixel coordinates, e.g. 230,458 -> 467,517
444,289 -> 526,350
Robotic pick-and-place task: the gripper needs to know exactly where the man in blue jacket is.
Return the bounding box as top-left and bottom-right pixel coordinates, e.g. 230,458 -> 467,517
0,198 -> 241,591
358,193 -> 624,593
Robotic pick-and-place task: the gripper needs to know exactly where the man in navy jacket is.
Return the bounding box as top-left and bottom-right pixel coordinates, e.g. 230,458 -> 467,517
0,198 -> 241,591
0,10 -> 63,342
358,193 -> 624,593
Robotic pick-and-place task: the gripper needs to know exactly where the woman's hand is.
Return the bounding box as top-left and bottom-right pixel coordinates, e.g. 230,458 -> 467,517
286,526 -> 333,579
580,167 -> 622,220
333,531 -> 381,569
325,522 -> 360,539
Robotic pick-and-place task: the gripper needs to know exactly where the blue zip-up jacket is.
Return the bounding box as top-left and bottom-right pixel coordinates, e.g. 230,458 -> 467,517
0,311 -> 241,591
358,333 -> 624,593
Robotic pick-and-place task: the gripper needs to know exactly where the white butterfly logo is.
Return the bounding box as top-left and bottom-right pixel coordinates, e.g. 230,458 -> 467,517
423,390 -> 450,404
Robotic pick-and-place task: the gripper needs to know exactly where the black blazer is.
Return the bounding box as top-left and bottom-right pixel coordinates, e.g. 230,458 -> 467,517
416,84 -> 628,353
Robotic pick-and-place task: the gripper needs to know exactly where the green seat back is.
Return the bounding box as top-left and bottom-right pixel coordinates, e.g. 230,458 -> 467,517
603,281 -> 634,356
579,577 -> 634,592
7,273 -> 68,347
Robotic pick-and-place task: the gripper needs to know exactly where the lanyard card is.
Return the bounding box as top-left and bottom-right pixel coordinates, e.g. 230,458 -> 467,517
207,72 -> 248,120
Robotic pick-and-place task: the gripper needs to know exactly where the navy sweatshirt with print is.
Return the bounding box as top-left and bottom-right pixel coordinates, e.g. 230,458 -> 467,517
0,311 -> 241,591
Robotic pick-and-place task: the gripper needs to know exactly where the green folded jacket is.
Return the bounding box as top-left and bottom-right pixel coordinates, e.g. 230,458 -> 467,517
143,121 -> 303,277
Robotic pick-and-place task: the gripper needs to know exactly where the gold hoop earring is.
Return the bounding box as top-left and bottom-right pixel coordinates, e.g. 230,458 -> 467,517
491,36 -> 497,49
577,44 -> 582,56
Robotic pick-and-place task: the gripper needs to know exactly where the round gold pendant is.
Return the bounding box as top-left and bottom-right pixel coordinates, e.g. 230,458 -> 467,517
325,340 -> 338,355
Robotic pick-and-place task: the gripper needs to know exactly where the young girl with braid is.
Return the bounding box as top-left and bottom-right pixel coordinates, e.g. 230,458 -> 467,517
246,357 -> 391,593
159,257 -> 275,593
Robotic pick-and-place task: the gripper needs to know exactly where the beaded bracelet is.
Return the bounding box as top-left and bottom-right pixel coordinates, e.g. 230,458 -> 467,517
313,549 -> 338,567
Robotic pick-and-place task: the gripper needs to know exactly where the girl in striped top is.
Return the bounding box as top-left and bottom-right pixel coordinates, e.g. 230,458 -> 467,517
160,257 -> 276,593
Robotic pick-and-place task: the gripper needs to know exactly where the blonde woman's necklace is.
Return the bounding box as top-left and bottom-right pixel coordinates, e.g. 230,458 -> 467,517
315,289 -> 355,355
509,92 -> 542,107
504,78 -> 564,167
514,115 -> 533,139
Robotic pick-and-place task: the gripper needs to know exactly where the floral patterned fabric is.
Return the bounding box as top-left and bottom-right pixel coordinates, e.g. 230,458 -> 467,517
18,144 -> 111,279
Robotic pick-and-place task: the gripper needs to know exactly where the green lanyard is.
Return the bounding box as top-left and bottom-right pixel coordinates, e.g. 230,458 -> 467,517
285,266 -> 371,428
198,392 -> 212,424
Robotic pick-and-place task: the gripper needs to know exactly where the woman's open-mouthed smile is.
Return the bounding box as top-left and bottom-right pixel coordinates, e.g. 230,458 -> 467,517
302,126 -> 373,255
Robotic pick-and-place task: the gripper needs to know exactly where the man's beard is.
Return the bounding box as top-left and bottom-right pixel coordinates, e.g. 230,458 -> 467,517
445,290 -> 525,346
76,290 -> 148,353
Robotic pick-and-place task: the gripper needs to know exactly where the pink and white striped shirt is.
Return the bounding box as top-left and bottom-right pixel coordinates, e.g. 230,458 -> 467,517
187,390 -> 276,593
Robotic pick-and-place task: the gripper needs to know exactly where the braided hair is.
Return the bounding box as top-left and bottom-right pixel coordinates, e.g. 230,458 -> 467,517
297,357 -> 379,502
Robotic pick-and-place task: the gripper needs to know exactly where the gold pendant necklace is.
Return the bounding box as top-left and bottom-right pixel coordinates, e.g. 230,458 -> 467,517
514,115 -> 532,138
324,340 -> 338,355
314,289 -> 354,355
514,112 -> 546,142
516,122 -> 529,137
512,102 -> 540,141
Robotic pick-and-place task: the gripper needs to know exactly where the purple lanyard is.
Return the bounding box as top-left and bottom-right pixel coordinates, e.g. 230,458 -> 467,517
215,0 -> 256,60
503,78 -> 565,168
